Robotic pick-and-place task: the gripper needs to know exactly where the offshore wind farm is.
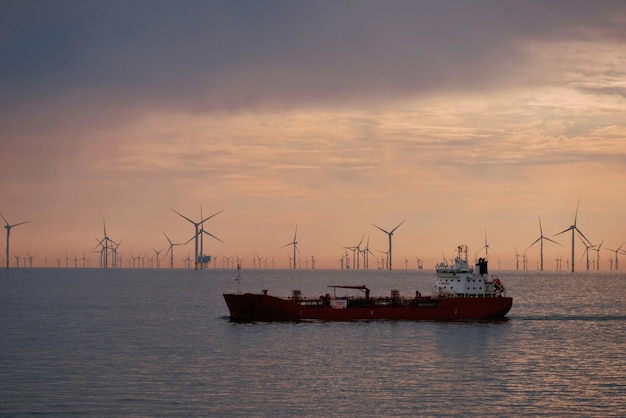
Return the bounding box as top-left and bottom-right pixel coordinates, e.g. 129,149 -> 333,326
1,200 -> 624,272
1,2 -> 626,272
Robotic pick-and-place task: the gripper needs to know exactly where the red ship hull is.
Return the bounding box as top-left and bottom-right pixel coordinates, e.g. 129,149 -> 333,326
223,292 -> 513,322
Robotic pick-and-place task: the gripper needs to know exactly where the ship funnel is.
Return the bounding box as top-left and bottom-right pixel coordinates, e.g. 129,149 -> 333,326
476,258 -> 488,275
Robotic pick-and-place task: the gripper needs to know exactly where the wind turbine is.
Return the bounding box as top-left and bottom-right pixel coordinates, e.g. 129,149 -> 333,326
198,224 -> 224,269
110,238 -> 123,268
372,220 -> 405,270
163,230 -> 185,269
590,239 -> 604,271
172,207 -> 223,270
555,200 -> 591,272
1,212 -> 30,269
606,243 -> 625,271
281,226 -> 299,270
356,235 -> 366,269
476,229 -> 492,258
152,247 -> 163,269
527,215 -> 561,271
362,236 -> 374,270
415,256 -> 424,270
93,219 -> 118,268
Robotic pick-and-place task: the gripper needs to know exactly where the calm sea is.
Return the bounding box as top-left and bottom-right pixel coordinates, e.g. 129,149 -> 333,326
1,268 -> 624,417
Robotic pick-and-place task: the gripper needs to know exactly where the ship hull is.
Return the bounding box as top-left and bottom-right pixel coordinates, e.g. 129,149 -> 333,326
223,293 -> 513,322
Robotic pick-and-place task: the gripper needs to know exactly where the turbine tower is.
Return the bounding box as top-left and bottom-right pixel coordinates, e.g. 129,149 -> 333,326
372,220 -> 405,270
172,207 -> 223,270
1,212 -> 30,269
527,215 -> 561,271
555,200 -> 591,272
281,226 -> 299,270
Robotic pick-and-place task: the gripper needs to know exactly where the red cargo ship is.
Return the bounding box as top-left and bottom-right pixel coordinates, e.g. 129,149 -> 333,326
223,245 -> 512,321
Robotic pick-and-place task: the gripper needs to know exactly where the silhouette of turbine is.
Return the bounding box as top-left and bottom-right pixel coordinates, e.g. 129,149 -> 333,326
163,230 -> 185,269
1,212 -> 29,269
93,219 -> 118,268
606,242 -> 625,271
172,207 -> 223,270
555,200 -> 591,272
372,220 -> 405,270
527,215 -> 561,271
281,226 -> 299,270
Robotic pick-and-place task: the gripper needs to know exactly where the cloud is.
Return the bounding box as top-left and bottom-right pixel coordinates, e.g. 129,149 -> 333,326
2,1 -> 626,267
3,1 -> 625,113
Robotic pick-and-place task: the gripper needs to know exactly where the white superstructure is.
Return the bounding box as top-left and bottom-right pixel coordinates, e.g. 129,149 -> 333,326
435,245 -> 505,297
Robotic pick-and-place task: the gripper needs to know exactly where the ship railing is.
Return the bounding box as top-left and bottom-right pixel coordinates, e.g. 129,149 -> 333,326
291,295 -> 424,307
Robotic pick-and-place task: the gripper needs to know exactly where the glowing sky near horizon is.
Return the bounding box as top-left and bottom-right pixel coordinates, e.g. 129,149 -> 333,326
1,1 -> 625,270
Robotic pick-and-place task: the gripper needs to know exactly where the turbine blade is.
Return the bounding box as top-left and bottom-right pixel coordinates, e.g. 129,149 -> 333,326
10,221 -> 29,228
202,229 -> 224,243
162,230 -> 173,245
357,234 -> 365,247
554,227 -> 571,236
390,220 -> 406,234
92,237 -> 105,251
172,209 -> 195,225
527,237 -> 541,249
200,210 -> 224,224
372,223 -> 389,234
575,227 -> 592,245
544,237 -> 562,246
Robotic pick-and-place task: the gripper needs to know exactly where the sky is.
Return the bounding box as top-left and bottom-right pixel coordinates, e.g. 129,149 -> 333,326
1,0 -> 625,270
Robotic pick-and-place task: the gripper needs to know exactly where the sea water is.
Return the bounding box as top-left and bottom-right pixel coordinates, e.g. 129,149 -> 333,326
1,268 -> 624,417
